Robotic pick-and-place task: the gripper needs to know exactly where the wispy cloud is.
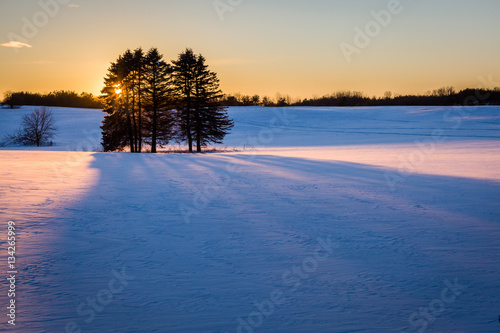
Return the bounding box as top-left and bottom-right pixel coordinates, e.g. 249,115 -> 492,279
68,4 -> 80,7
1,41 -> 32,49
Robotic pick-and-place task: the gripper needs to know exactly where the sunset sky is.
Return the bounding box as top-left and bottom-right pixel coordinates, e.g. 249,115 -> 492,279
1,0 -> 499,100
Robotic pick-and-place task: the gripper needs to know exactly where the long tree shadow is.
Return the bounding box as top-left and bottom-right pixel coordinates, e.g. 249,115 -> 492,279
20,152 -> 500,332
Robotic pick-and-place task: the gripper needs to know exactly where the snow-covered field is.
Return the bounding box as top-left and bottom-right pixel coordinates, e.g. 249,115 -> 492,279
0,105 -> 499,332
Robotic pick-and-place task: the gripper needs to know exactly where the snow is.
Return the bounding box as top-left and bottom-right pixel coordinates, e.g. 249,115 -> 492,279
0,105 -> 499,332
0,107 -> 103,152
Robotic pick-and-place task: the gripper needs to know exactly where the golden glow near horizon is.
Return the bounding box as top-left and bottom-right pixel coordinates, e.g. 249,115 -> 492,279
0,0 -> 499,100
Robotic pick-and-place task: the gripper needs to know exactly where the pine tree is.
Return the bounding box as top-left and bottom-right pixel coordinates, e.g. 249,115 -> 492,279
101,49 -> 151,152
192,54 -> 233,152
120,50 -> 136,152
171,48 -> 197,153
133,48 -> 145,152
101,51 -> 135,152
102,47 -> 232,153
172,49 -> 233,153
143,48 -> 175,153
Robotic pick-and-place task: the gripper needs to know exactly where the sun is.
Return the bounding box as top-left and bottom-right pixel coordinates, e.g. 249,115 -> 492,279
113,84 -> 122,95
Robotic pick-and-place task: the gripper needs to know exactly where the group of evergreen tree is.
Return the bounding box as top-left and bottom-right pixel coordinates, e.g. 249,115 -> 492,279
1,91 -> 103,109
101,47 -> 233,153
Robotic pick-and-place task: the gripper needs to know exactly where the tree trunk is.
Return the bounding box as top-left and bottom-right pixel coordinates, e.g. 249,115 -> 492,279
186,91 -> 193,153
195,80 -> 201,153
196,137 -> 201,153
152,105 -> 157,154
137,71 -> 142,153
196,111 -> 202,153
131,92 -> 139,153
187,110 -> 193,153
125,91 -> 135,153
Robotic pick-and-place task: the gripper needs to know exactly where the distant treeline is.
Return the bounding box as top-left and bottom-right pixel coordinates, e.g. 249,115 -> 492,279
1,91 -> 103,109
3,87 -> 500,109
222,87 -> 500,107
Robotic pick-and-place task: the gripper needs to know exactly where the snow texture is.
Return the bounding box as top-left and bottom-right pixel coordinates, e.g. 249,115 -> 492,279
0,106 -> 499,332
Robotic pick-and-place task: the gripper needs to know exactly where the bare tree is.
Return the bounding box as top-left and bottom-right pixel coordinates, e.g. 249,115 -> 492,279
8,107 -> 57,146
2,91 -> 18,109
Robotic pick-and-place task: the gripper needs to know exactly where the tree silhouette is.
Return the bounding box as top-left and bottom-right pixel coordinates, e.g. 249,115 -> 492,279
192,54 -> 233,152
171,48 -> 198,153
8,107 -> 57,147
133,48 -> 145,152
101,47 -> 232,153
101,50 -> 135,152
143,48 -> 175,153
172,49 -> 233,153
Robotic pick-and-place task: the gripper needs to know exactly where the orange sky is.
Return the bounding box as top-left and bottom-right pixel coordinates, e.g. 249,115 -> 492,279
1,0 -> 499,100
